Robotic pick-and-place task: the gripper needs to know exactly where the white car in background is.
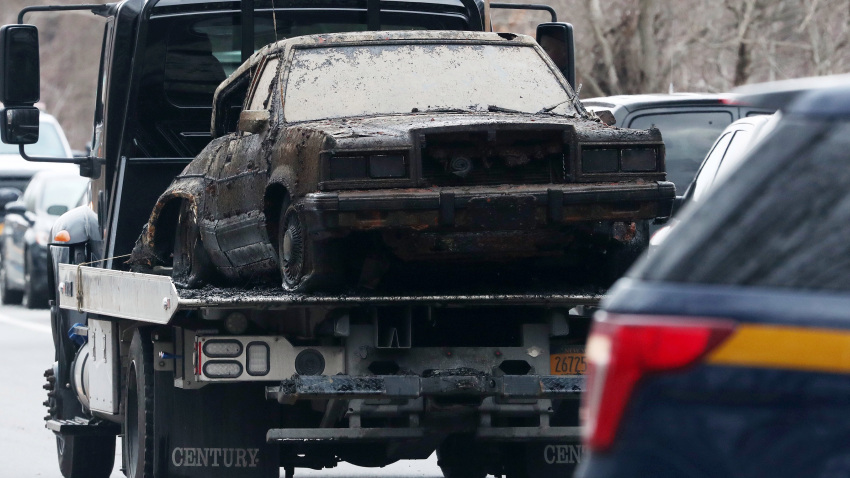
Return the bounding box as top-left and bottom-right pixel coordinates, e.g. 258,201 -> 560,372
0,111 -> 78,245
650,113 -> 779,248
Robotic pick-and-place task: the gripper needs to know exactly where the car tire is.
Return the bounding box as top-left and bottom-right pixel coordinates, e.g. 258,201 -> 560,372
0,257 -> 23,304
278,205 -> 341,292
172,200 -> 212,288
123,328 -> 154,478
23,251 -> 49,309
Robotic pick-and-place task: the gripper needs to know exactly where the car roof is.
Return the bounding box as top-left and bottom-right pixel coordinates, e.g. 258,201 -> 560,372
732,73 -> 850,113
582,93 -> 737,112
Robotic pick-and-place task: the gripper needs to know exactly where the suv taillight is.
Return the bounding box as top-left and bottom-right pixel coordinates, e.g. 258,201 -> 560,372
582,312 -> 736,451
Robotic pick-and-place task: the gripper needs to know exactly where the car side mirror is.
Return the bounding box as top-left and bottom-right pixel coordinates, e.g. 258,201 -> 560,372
671,195 -> 686,216
47,205 -> 69,216
0,24 -> 40,106
536,22 -> 576,91
0,187 -> 22,209
4,200 -> 26,216
238,110 -> 270,135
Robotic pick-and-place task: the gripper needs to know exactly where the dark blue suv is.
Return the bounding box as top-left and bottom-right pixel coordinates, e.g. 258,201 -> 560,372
578,79 -> 850,478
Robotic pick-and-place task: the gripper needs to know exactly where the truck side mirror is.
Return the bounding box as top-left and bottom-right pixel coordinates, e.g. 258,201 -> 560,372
0,24 -> 41,146
0,24 -> 40,106
1,107 -> 39,144
537,22 -> 576,92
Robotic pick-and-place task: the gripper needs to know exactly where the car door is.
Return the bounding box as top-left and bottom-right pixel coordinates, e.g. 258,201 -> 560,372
210,55 -> 281,272
7,178 -> 41,287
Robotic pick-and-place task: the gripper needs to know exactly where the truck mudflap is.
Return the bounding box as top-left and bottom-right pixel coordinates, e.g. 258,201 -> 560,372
265,374 -> 584,401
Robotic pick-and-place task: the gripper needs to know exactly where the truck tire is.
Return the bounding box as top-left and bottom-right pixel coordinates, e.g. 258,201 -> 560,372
47,302 -> 116,478
437,436 -> 487,478
0,258 -> 22,304
23,251 -> 49,308
123,329 -> 155,478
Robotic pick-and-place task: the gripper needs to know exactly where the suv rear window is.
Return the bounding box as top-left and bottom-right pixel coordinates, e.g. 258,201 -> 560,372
629,112 -> 732,193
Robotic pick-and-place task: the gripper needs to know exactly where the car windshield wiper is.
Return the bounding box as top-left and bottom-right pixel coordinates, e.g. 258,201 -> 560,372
487,105 -> 525,114
537,99 -> 570,114
416,107 -> 472,113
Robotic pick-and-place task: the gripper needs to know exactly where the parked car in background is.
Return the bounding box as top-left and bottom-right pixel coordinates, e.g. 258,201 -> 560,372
0,111 -> 77,191
582,94 -> 774,195
577,80 -> 850,477
649,113 -> 780,248
1,170 -> 89,308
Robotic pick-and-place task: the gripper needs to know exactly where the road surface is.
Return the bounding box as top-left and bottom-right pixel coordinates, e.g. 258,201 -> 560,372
0,304 -> 443,478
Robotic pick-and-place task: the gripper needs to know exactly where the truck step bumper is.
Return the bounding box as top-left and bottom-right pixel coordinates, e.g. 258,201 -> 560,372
45,418 -> 120,436
265,374 -> 585,402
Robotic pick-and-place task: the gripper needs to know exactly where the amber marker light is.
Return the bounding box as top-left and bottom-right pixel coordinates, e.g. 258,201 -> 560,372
54,230 -> 71,243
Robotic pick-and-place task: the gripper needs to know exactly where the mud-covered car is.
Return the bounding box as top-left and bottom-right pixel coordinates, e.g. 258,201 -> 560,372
131,31 -> 675,292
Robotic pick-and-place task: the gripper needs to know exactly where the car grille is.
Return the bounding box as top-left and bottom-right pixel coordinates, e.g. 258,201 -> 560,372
419,128 -> 566,186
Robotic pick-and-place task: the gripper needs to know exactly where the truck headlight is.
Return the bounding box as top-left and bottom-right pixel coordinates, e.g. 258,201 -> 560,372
328,153 -> 407,180
621,148 -> 657,172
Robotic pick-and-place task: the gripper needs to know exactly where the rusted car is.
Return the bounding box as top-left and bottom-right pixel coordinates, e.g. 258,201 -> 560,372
130,30 -> 675,292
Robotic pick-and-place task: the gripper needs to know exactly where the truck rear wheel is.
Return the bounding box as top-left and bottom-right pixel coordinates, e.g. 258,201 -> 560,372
437,435 -> 486,478
123,329 -> 155,478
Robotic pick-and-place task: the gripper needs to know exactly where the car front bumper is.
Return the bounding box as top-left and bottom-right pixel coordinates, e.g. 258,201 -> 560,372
302,182 -> 676,233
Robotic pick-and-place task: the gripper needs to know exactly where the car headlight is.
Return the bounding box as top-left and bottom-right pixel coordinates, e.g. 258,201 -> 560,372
581,148 -> 619,173
581,147 -> 659,173
328,153 -> 407,180
621,148 -> 657,172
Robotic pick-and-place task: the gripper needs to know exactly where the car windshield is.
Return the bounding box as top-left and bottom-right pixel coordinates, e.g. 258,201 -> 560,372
283,43 -> 575,122
0,121 -> 67,157
40,176 -> 88,215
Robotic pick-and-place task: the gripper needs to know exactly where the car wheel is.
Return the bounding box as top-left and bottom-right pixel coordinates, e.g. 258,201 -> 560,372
278,205 -> 341,292
172,200 -> 212,288
0,257 -> 22,304
23,251 -> 49,309
123,329 -> 154,478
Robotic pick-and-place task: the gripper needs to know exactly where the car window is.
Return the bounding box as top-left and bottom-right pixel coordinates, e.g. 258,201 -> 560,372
629,111 -> 733,194
712,129 -> 753,189
632,118 -> 850,292
0,121 -> 67,157
39,177 -> 89,215
692,132 -> 733,202
247,57 -> 280,111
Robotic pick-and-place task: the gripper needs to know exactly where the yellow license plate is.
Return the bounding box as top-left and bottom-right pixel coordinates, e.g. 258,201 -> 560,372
551,350 -> 587,375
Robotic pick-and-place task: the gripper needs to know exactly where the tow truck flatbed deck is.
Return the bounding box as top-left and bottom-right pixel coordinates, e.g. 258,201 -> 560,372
57,264 -> 604,324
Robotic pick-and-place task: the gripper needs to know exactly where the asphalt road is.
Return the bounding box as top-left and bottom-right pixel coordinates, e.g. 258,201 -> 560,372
0,304 -> 443,478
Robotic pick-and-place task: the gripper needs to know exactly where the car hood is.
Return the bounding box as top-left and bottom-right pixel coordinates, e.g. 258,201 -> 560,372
294,111 -> 657,150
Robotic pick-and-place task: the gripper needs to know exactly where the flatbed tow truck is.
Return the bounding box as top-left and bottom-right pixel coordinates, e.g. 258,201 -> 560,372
0,1 -> 672,477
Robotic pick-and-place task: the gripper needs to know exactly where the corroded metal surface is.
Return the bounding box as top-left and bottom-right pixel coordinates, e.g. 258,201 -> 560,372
129,31 -> 674,292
